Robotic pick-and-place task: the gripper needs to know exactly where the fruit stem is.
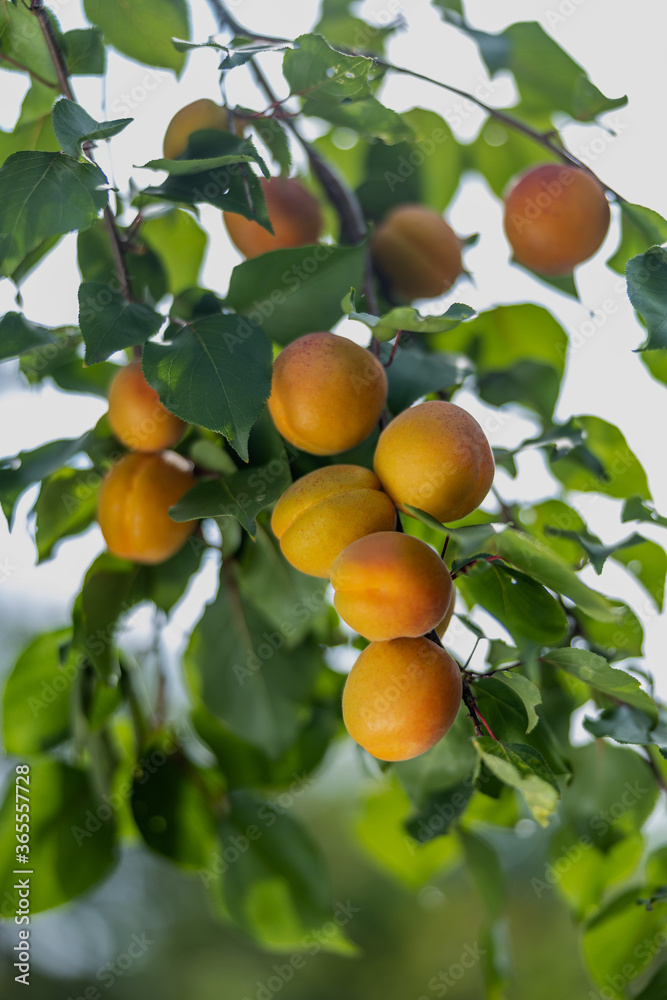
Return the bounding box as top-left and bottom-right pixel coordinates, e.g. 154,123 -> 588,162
383,330 -> 402,368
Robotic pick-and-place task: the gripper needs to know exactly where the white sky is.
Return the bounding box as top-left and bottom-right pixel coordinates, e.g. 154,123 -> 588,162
1,0 -> 667,693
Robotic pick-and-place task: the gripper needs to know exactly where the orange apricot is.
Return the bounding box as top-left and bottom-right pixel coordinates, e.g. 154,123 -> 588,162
342,637 -> 462,761
373,400 -> 494,523
371,203 -> 463,301
163,99 -> 230,160
268,332 -> 387,456
330,531 -> 452,641
271,465 -> 396,578
97,451 -> 196,564
222,177 -> 322,259
107,361 -> 187,453
503,164 -> 610,276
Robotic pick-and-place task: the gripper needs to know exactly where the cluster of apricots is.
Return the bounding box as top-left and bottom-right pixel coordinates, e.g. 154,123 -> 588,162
268,331 -> 494,762
94,100 -> 613,760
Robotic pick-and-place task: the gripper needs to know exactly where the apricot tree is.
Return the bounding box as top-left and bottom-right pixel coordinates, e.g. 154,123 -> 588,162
1,1 -> 667,997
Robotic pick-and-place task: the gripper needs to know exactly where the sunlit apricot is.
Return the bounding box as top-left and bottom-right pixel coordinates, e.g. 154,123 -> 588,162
97,451 -> 196,564
342,637 -> 462,761
503,164 -> 610,276
268,332 -> 387,455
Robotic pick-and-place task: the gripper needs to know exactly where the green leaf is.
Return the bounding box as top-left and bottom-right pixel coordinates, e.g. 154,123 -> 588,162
473,738 -> 560,826
52,99 -> 131,159
612,537 -> 667,611
0,430 -> 93,526
214,790 -> 352,952
626,247 -> 667,350
381,341 -> 471,414
170,456 -> 291,537
134,536 -> 206,614
35,466 -> 100,560
607,201 -> 667,274
459,827 -> 505,919
584,704 -> 667,749
404,778 -> 474,844
83,0 -> 190,74
142,315 -> 272,462
284,34 -> 412,143
63,27 -> 106,75
633,963 -> 667,1000
544,527 -> 646,574
494,672 -> 542,733
141,209 -> 207,296
583,887 -> 667,995
479,359 -> 562,422
622,496 -> 667,529
551,415 -> 651,499
184,567 -> 323,758
0,2 -> 59,86
345,298 -> 475,342
131,743 -> 218,869
226,243 -> 367,345
78,281 -> 163,364
0,311 -> 58,362
542,648 -> 657,721
456,560 -> 568,646
77,217 -> 168,303
0,152 -> 107,278
574,601 -> 644,662
2,629 -> 74,754
470,119 -> 557,199
0,759 -> 116,913
73,553 -> 141,683
497,528 -> 634,623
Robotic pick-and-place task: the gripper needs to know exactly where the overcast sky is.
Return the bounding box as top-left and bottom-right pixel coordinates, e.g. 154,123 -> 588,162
1,0 -> 666,693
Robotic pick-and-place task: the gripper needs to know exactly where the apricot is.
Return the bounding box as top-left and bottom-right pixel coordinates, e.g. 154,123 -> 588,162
268,332 -> 387,455
97,451 -> 196,564
107,361 -> 187,453
163,99 -> 231,160
330,531 -> 452,641
373,400 -> 494,523
503,164 -> 610,276
271,465 -> 396,578
222,177 -> 323,259
371,204 -> 463,301
342,637 -> 462,761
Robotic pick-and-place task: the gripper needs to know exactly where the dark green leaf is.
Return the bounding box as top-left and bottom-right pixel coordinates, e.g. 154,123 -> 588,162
0,152 -> 107,278
494,672 -> 541,733
142,314 -> 272,461
459,827 -> 505,919
2,629 -> 74,754
633,964 -> 667,1000
83,0 -> 190,74
608,201 -> 667,274
78,281 -> 164,364
77,217 -> 168,303
52,99 -> 131,158
381,341 -> 471,414
405,778 -> 473,843
478,359 -> 561,421
35,466 -> 100,560
626,247 -> 667,350
131,743 -> 218,868
0,759 -> 116,913
584,704 -> 667,749
226,242 -> 367,345
134,535 -> 206,614
0,311 -> 58,362
622,496 -> 667,529
542,648 -> 657,721
0,430 -> 94,526
0,2 -> 59,86
549,416 -> 651,500
73,553 -> 141,682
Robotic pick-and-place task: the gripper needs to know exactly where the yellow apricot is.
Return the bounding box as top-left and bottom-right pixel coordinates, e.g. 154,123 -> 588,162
371,203 -> 463,301
268,332 -> 387,456
163,99 -> 230,160
342,637 -> 462,761
504,164 -> 610,276
107,361 -> 187,453
373,400 -> 494,523
222,177 -> 323,259
271,465 -> 396,578
330,531 -> 452,641
97,451 -> 196,564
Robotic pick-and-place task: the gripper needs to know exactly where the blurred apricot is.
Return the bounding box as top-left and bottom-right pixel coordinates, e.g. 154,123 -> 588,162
371,204 -> 463,301
223,177 -> 322,258
107,361 -> 187,453
163,98 -> 230,160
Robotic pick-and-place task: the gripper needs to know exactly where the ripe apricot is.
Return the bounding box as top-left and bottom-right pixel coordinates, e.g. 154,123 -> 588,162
268,332 -> 387,455
371,204 -> 463,301
163,99 -> 230,160
97,451 -> 196,564
107,361 -> 187,453
342,637 -> 462,761
223,177 -> 323,259
503,164 -> 610,276
373,400 -> 494,523
330,531 -> 452,641
271,465 -> 396,578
